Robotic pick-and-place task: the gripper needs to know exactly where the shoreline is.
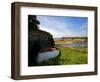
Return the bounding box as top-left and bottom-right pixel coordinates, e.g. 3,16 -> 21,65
55,39 -> 85,45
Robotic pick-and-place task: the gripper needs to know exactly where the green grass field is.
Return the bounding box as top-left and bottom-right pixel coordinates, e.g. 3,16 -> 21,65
38,45 -> 88,66
55,45 -> 88,65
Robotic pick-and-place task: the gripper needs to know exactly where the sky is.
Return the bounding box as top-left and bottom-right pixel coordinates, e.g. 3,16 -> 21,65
37,15 -> 88,38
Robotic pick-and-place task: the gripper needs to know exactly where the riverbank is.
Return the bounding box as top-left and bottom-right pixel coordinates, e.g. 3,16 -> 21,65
36,39 -> 88,65
38,45 -> 88,65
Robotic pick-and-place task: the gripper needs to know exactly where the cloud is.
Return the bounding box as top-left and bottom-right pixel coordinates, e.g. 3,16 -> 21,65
80,22 -> 87,29
80,22 -> 88,36
39,25 -> 74,38
38,16 -> 75,38
37,16 -> 88,38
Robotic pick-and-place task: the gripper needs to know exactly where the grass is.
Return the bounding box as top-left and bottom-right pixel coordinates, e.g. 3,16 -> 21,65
37,38 -> 88,66
55,45 -> 88,65
38,45 -> 88,66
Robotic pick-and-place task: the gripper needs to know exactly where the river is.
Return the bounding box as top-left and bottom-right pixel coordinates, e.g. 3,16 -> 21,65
57,42 -> 86,47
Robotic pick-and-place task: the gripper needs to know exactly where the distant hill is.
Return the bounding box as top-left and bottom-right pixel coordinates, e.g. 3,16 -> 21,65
62,36 -> 87,39
54,36 -> 87,41
54,38 -> 63,41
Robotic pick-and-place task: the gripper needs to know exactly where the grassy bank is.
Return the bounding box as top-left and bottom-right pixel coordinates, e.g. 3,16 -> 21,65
55,45 -> 88,65
38,45 -> 88,66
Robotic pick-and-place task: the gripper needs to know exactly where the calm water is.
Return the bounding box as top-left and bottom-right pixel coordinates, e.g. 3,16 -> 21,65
58,43 -> 86,47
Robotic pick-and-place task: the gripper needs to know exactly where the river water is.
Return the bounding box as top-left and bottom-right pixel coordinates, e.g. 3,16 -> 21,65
57,43 -> 86,47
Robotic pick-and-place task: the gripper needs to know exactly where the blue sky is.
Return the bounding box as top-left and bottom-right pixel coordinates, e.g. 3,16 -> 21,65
37,15 -> 88,38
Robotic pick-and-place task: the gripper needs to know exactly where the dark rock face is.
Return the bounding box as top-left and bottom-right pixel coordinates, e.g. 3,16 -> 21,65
28,30 -> 55,66
28,15 -> 55,66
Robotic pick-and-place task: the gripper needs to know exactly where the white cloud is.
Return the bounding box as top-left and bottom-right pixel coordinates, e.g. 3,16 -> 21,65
39,25 -> 74,38
38,16 -> 87,37
80,22 -> 88,36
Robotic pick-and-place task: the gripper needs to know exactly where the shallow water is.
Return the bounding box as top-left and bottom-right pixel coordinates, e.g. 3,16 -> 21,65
58,43 -> 86,47
37,50 -> 60,63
